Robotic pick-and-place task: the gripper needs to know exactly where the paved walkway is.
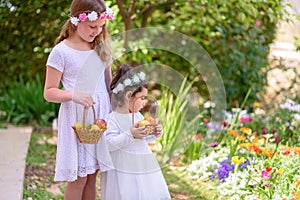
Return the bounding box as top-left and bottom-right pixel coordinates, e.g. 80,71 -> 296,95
0,125 -> 32,200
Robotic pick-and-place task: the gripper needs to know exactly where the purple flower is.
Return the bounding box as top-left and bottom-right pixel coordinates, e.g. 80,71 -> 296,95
274,135 -> 280,144
262,127 -> 268,135
211,158 -> 235,183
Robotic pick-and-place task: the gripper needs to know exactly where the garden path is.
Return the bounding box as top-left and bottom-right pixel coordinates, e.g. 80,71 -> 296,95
0,125 -> 32,200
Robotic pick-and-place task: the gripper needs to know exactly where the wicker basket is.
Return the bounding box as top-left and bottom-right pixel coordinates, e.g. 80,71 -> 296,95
72,105 -> 106,144
132,95 -> 158,135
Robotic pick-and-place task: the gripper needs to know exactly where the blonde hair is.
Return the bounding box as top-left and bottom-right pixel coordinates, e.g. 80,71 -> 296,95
55,0 -> 112,64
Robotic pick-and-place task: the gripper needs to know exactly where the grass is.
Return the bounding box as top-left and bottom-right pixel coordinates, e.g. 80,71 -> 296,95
23,131 -> 218,200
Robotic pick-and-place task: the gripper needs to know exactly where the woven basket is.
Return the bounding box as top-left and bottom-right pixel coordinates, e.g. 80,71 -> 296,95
72,105 -> 105,144
132,95 -> 158,135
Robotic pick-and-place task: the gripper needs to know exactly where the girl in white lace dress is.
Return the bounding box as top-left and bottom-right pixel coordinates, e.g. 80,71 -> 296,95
101,64 -> 171,200
43,0 -> 114,199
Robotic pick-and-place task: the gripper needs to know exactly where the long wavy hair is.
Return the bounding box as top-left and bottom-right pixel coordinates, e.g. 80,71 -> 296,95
55,0 -> 112,64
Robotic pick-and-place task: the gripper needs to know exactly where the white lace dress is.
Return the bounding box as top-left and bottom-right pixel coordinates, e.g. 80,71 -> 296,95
46,42 -> 113,182
101,111 -> 171,200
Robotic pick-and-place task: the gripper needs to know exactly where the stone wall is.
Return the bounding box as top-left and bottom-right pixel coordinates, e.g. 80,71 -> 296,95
259,0 -> 300,110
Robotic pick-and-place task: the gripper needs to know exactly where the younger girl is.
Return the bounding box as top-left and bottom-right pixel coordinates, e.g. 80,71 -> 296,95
101,64 -> 171,200
44,0 -> 114,199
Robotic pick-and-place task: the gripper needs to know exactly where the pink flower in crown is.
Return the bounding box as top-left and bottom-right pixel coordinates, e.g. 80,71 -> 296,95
100,13 -> 107,20
79,13 -> 87,21
106,15 -> 114,20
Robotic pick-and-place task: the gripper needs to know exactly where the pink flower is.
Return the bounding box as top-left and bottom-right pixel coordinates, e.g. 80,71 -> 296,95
261,170 -> 270,179
209,141 -> 219,147
79,13 -> 87,21
240,117 -> 253,123
255,20 -> 262,27
100,13 -> 107,20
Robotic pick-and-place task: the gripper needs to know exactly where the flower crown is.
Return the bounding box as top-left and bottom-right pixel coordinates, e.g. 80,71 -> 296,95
112,72 -> 146,94
70,7 -> 114,26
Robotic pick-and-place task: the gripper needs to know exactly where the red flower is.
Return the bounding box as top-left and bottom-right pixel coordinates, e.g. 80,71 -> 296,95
266,167 -> 272,173
194,134 -> 202,141
203,118 -> 209,123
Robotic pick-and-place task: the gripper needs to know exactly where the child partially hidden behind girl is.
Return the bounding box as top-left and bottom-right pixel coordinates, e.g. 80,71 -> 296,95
101,64 -> 171,200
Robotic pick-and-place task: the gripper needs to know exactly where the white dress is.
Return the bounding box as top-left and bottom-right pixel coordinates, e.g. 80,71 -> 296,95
101,111 -> 171,200
46,42 -> 114,182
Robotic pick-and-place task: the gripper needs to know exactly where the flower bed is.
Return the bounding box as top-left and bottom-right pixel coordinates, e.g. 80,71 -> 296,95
187,98 -> 300,199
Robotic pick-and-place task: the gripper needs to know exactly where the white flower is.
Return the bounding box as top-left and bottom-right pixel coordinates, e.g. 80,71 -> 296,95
112,88 -> 118,94
105,7 -> 113,17
112,83 -> 124,94
124,79 -> 131,86
294,113 -> 300,121
116,83 -> 124,92
87,11 -> 98,21
139,72 -> 146,81
70,16 -> 79,25
133,76 -> 140,83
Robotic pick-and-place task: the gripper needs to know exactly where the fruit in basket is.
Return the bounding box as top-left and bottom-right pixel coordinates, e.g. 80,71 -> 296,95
137,120 -> 151,127
94,118 -> 107,129
144,116 -> 155,124
74,122 -> 83,129
90,124 -> 100,131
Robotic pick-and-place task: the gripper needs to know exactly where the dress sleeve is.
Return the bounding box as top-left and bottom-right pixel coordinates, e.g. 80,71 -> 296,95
46,45 -> 65,73
105,116 -> 134,151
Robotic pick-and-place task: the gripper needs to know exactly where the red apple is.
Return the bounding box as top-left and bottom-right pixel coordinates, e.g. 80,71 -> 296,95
94,118 -> 107,129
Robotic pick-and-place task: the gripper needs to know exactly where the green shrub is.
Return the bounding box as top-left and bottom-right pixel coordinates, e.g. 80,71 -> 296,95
0,75 -> 59,126
156,78 -> 202,164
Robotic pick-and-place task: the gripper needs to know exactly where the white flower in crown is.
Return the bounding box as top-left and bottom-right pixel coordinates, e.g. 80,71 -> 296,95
116,83 -> 124,92
87,11 -> 98,21
124,79 -> 132,86
105,7 -> 113,17
133,76 -> 140,83
112,88 -> 118,94
139,72 -> 146,81
70,16 -> 80,26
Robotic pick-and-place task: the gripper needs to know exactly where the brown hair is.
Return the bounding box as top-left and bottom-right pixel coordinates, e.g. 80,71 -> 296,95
54,0 -> 111,64
110,64 -> 147,109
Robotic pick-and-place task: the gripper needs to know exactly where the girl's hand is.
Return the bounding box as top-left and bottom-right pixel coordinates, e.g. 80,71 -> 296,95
130,123 -> 148,139
155,121 -> 163,138
72,92 -> 95,108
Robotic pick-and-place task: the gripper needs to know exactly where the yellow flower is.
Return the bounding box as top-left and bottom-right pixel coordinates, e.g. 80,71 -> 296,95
232,156 -> 245,165
231,140 -> 236,146
253,101 -> 260,107
240,127 -> 252,135
238,135 -> 246,141
278,168 -> 283,175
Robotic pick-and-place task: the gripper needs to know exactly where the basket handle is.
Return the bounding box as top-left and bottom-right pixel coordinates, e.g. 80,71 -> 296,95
82,105 -> 96,129
131,95 -> 158,125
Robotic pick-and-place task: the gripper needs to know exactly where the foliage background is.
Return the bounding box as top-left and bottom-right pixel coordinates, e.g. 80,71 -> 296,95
0,0 -> 290,125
